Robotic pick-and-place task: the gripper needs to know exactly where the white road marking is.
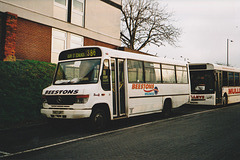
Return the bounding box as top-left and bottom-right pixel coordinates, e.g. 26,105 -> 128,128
0,105 -> 235,158
0,150 -> 11,155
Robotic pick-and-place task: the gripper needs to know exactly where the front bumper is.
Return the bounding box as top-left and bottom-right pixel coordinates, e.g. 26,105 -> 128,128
41,108 -> 92,119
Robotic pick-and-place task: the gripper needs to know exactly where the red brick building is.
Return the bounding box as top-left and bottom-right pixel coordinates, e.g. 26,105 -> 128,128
0,0 -> 122,63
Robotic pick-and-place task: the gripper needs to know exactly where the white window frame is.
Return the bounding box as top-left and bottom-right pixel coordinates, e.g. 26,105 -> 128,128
71,0 -> 85,26
52,29 -> 67,53
72,0 -> 84,15
54,0 -> 68,9
51,29 -> 84,63
51,29 -> 67,63
69,33 -> 84,49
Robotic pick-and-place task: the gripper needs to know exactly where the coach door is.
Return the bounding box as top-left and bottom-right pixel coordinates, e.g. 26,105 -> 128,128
215,71 -> 222,105
111,58 -> 126,118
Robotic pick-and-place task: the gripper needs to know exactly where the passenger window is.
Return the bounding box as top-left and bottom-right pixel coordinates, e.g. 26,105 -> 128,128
176,66 -> 188,83
128,60 -> 144,83
235,73 -> 240,86
223,71 -> 228,86
144,62 -> 162,83
144,62 -> 155,83
229,72 -> 234,86
101,60 -> 110,91
162,64 -> 176,83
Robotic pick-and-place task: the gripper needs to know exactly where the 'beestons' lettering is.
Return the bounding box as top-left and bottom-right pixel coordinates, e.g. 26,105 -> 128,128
45,90 -> 79,95
132,83 -> 154,90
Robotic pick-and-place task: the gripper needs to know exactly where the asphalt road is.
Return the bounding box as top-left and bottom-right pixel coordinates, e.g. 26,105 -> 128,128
1,104 -> 240,160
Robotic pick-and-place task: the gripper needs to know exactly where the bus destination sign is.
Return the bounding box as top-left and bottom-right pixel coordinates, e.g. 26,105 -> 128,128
59,47 -> 102,60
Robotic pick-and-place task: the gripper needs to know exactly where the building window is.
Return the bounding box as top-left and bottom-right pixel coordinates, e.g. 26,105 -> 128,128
54,0 -> 68,21
52,29 -> 67,63
70,34 -> 84,49
71,0 -> 85,26
54,0 -> 85,27
52,28 -> 84,63
73,0 -> 83,12
55,0 -> 67,6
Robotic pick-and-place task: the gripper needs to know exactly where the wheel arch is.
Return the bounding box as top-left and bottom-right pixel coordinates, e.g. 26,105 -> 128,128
223,92 -> 228,106
91,103 -> 111,120
223,92 -> 228,97
163,97 -> 173,108
162,97 -> 173,118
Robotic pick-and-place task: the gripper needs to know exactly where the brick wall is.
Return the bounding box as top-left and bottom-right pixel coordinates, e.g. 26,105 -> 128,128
0,12 -> 4,60
84,37 -> 118,49
3,12 -> 18,61
15,18 -> 51,62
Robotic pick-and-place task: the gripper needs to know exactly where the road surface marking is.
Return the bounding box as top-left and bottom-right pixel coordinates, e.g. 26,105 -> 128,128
0,150 -> 11,155
0,105 -> 235,158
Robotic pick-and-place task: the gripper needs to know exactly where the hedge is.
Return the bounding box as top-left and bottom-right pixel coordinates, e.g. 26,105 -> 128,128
0,60 -> 56,130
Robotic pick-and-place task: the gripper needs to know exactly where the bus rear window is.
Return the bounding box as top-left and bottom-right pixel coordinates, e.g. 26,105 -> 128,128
190,71 -> 215,94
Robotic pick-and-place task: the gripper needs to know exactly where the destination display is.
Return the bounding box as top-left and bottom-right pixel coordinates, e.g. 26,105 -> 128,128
59,47 -> 102,60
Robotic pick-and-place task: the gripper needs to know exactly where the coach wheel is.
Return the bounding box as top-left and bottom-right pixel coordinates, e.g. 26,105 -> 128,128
162,100 -> 172,118
222,94 -> 228,106
90,108 -> 108,130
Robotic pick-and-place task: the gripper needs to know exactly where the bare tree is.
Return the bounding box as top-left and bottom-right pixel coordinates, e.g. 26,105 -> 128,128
121,0 -> 181,51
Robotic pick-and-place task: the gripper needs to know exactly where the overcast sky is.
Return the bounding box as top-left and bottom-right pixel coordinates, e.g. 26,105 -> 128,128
142,0 -> 240,67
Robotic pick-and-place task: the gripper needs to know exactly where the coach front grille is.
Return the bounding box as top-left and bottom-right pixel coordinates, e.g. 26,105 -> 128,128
46,95 -> 76,105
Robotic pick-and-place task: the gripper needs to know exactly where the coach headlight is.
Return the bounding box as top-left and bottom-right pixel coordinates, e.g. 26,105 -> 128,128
76,95 -> 89,104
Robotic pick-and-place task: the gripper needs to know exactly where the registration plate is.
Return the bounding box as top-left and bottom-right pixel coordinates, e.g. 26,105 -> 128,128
53,111 -> 64,114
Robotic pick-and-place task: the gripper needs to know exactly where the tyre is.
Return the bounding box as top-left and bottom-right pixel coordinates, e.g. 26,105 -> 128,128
162,100 -> 172,118
90,108 -> 108,130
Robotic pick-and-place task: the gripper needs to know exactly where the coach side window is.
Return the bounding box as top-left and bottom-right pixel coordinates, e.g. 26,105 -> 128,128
101,60 -> 110,91
154,63 -> 162,83
223,71 -> 228,86
162,64 -> 176,83
235,73 -> 240,86
144,62 -> 161,83
229,72 -> 234,86
176,66 -> 188,83
128,60 -> 144,83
